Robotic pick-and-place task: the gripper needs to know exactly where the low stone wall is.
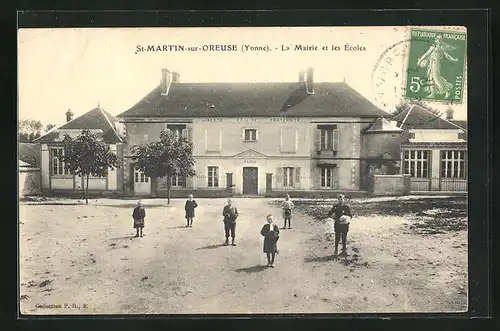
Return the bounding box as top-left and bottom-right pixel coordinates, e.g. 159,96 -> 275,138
265,190 -> 369,199
372,175 -> 410,196
43,189 -> 122,198
155,189 -> 232,198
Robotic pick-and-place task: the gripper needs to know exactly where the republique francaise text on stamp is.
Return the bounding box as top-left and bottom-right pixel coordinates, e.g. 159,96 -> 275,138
404,28 -> 467,103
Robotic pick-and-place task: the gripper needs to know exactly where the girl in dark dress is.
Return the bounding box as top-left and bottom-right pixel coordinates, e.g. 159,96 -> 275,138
184,194 -> 198,227
260,214 -> 280,268
132,200 -> 146,238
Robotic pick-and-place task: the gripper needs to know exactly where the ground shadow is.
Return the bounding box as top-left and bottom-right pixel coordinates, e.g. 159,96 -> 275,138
304,255 -> 333,263
167,225 -> 189,229
235,265 -> 268,273
109,235 -> 136,241
196,244 -> 226,250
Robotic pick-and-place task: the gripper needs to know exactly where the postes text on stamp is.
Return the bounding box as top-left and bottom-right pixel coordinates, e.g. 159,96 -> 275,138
404,28 -> 466,103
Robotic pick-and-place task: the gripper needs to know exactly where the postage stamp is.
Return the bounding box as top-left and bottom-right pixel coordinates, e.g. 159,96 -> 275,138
404,28 -> 467,103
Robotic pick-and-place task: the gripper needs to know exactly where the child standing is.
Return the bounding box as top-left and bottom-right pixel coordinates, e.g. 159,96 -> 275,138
132,200 -> 146,238
260,214 -> 280,268
222,198 -> 239,246
184,194 -> 198,227
281,194 -> 295,229
327,194 -> 352,256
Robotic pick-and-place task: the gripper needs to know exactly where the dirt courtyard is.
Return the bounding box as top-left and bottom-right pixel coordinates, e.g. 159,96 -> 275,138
19,196 -> 468,314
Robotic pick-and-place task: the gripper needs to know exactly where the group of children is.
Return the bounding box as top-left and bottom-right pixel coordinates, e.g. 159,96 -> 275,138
131,192 -> 353,267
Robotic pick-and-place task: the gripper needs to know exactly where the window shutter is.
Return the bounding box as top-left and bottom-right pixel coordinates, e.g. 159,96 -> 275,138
314,167 -> 321,189
187,128 -> 193,142
182,176 -> 187,188
256,129 -> 259,141
332,166 -> 339,189
276,167 -> 283,189
333,129 -> 340,151
294,167 -> 301,189
315,130 -> 321,151
242,129 -> 246,140
181,128 -> 188,139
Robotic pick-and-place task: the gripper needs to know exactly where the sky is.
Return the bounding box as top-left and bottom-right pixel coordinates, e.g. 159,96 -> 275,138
18,26 -> 467,127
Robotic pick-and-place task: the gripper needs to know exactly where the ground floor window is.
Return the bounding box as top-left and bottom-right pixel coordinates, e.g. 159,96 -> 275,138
320,166 -> 337,188
441,150 -> 466,179
171,175 -> 185,187
403,150 -> 429,178
208,166 -> 219,187
50,148 -> 70,175
282,167 -> 294,187
134,167 -> 148,183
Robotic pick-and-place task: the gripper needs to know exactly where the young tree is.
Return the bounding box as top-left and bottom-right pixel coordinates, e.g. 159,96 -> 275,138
131,130 -> 196,204
61,129 -> 119,204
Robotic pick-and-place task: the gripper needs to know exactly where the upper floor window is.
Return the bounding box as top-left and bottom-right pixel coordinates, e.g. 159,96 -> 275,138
244,129 -> 258,142
441,150 -> 466,179
280,127 -> 297,153
166,124 -> 187,141
403,150 -> 429,178
51,148 -> 70,175
205,129 -> 222,152
321,129 -> 339,151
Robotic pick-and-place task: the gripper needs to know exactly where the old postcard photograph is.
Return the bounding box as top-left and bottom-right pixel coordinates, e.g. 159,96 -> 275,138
18,26 -> 468,315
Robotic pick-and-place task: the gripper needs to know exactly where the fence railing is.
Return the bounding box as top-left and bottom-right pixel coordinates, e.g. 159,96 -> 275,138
410,177 -> 467,192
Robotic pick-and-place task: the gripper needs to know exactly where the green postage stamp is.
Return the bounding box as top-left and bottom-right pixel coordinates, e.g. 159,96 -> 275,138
405,28 -> 467,103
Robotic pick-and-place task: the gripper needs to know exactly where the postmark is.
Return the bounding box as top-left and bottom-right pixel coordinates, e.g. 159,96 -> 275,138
372,34 -> 466,112
404,28 -> 467,103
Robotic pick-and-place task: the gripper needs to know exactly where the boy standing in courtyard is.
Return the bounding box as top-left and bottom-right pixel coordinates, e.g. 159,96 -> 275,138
132,200 -> 146,238
222,198 -> 239,246
184,194 -> 198,227
261,214 -> 280,268
282,194 -> 295,229
327,194 -> 352,256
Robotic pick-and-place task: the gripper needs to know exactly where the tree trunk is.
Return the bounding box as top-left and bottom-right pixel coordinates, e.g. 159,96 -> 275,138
86,174 -> 90,205
167,175 -> 171,204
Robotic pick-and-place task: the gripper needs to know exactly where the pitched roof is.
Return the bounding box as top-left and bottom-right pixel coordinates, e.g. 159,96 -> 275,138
117,81 -> 391,119
450,120 -> 467,130
18,143 -> 39,166
35,107 -> 122,144
363,117 -> 402,133
392,104 -> 461,130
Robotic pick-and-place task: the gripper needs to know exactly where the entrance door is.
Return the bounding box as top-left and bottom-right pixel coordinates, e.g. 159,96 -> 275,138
134,167 -> 151,195
243,167 -> 258,195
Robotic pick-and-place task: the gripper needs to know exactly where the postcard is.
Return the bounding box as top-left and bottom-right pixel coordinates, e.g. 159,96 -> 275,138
18,26 -> 468,315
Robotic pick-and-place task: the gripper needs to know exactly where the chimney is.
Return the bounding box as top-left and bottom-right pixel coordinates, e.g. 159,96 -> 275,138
306,67 -> 314,94
65,109 -> 73,122
298,70 -> 305,83
445,108 -> 454,120
161,68 -> 171,96
171,72 -> 180,83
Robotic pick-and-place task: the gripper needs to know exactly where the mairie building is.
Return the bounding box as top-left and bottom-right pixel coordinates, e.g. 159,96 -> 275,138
115,68 -> 403,198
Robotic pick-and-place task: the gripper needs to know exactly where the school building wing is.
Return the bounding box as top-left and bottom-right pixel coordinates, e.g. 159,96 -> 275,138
33,107 -> 124,196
